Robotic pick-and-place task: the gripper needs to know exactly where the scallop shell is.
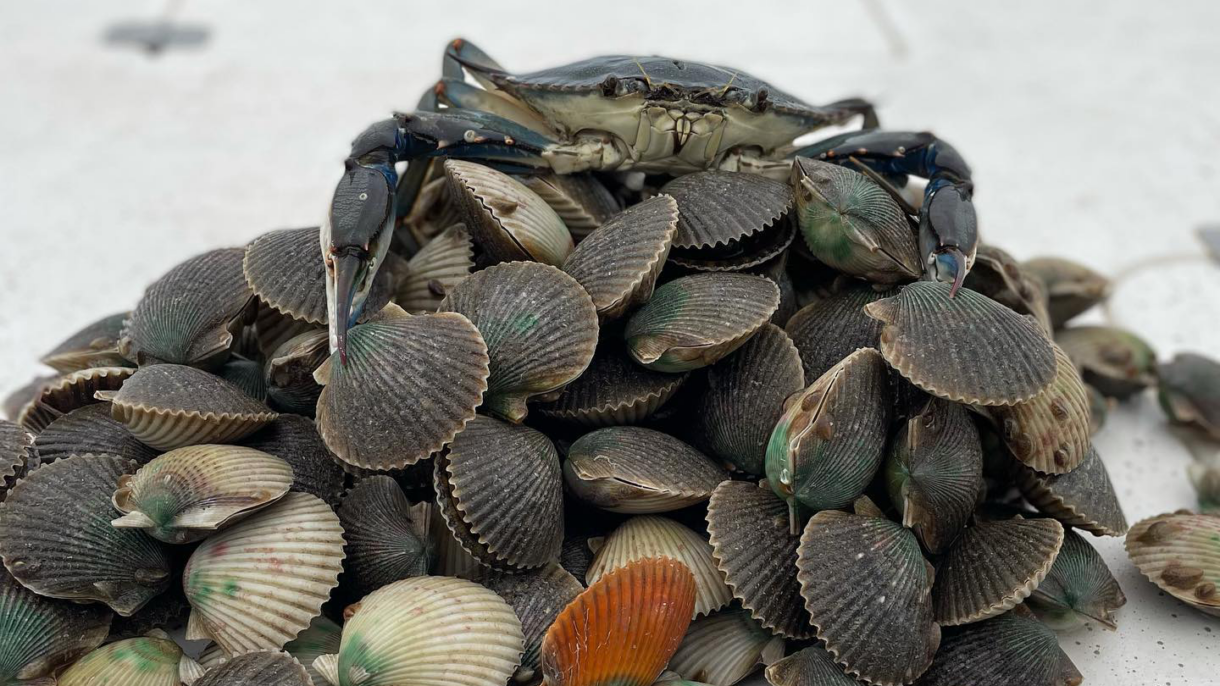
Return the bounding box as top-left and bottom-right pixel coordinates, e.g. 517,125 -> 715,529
765,347 -> 891,513
1013,445 -> 1128,536
562,195 -> 678,322
559,535 -> 596,585
337,475 -> 431,597
435,416 -> 564,570
696,323 -> 805,476
932,518 -> 1064,625
239,415 -> 346,507
624,273 -> 779,373
865,281 -> 1057,405
1028,527 -> 1126,630
112,445 -> 293,544
101,364 -> 278,450
479,562 -> 584,683
587,516 -> 732,618
57,636 -> 182,686
785,282 -> 894,381
1024,256 -> 1111,329
3,375 -> 54,424
668,220 -> 796,274
667,608 -> 785,686
885,398 -> 984,554
1158,352 -> 1220,440
1054,325 -> 1156,399
318,575 -> 524,686
196,651 -> 312,686
536,339 -> 687,426
541,557 -> 696,686
17,366 -> 135,433
439,261 -> 598,421
217,356 -> 267,402
427,499 -> 481,579
1125,511 -> 1220,617
396,223 -> 475,312
0,567 -> 111,684
755,252 -> 798,326
40,311 -> 132,373
183,492 -> 345,653
964,245 -> 1053,334
0,420 -> 34,500
252,302 -> 323,360
519,172 -> 620,242
314,309 -> 489,470
106,580 -> 190,640
564,427 -> 726,513
120,247 -> 255,366
796,510 -> 939,686
284,615 -> 343,686
0,455 -> 171,615
662,171 -> 792,250
765,643 -> 860,686
444,159 -> 574,266
913,610 -> 1083,686
265,329 -> 329,416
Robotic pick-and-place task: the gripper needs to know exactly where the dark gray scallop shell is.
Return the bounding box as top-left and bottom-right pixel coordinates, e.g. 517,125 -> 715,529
265,329 -> 329,416
662,170 -> 793,250
0,567 -> 112,684
239,415 -> 347,507
0,420 -> 34,501
785,283 -> 895,381
765,643 -> 862,686
17,366 -> 135,433
535,339 -> 687,426
3,375 -> 55,424
479,562 -> 584,683
913,610 -> 1083,686
1028,527 -> 1126,630
217,356 -> 267,402
194,651 -> 312,686
1013,445 -> 1128,536
964,244 -> 1053,334
337,475 -> 431,597
40,311 -> 132,374
32,403 -> 158,466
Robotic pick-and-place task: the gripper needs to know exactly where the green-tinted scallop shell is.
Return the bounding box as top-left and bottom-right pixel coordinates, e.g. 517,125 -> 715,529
0,567 -> 111,684
1054,325 -> 1156,399
284,616 -> 343,686
40,312 -> 132,374
57,636 -> 182,686
1028,527 -> 1126,630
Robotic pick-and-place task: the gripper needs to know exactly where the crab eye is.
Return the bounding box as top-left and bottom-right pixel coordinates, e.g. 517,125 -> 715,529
599,75 -> 619,97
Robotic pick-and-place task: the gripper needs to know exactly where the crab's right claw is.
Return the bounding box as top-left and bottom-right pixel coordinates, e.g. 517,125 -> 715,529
919,181 -> 977,295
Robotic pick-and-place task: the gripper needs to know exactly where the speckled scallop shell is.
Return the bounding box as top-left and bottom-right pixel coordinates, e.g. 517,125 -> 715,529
1158,352 -> 1220,440
444,159 -> 574,266
1013,445 -> 1128,536
314,308 -> 489,470
479,562 -> 584,683
913,610 -> 1083,686
1125,511 -> 1220,617
785,282 -> 894,381
316,576 -> 524,686
865,281 -> 1057,405
696,323 -> 805,475
964,245 -> 1053,334
100,364 -> 277,450
519,172 -> 619,242
564,427 -> 726,513
765,643 -> 861,686
0,420 -> 33,500
435,416 -> 564,570
587,516 -> 731,618
662,171 -> 792,250
541,557 -> 696,686
765,347 -> 891,513
1024,256 -> 1111,329
440,261 -> 598,421
112,444 -> 293,543
1054,325 -> 1156,399
667,608 -> 785,686
0,567 -> 111,684
932,518 -> 1064,625
0,455 -> 171,615
183,492 -> 345,653
624,273 -> 779,373
265,329 -> 329,416
17,366 -> 135,433
535,339 -> 687,426
120,247 -> 255,366
41,312 -> 132,373
796,510 -> 939,686
284,616 -> 343,686
885,398 -> 984,554
239,415 -> 347,507
195,651 -> 313,686
562,195 -> 678,322
396,223 -> 475,312
1028,527 -> 1126,630
57,636 -> 182,686
337,476 -> 431,597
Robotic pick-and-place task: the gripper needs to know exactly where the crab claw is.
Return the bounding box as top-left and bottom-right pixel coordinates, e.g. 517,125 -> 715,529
919,181 -> 977,297
931,247 -> 969,297
327,250 -> 367,365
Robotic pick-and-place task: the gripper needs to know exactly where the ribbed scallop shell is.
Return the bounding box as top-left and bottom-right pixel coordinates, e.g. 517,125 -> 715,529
519,172 -> 619,242
624,273 -> 779,373
786,283 -> 895,381
0,567 -> 111,684
565,427 -> 726,513
57,636 -> 182,686
239,415 -> 346,507
913,610 -> 1083,686
253,303 -> 323,359
662,171 -> 792,250
1013,445 -> 1128,536
986,344 -> 1091,474
668,221 -> 796,273
120,247 -> 255,366
964,245 -> 1052,334
667,608 -> 785,686
697,323 -> 805,475
536,339 -> 687,426
183,492 -> 345,653
112,445 -> 293,543
562,195 -> 678,322
284,616 -> 343,686
1125,511 -> 1220,617
765,348 -> 891,513
480,562 -> 584,682
1158,353 -> 1220,440
0,420 -> 33,500
885,398 -> 984,554
932,518 -> 1064,625
218,357 -> 267,402
444,160 -> 574,266
436,416 -> 563,569
440,261 -> 598,421
1054,325 -> 1156,399
765,643 -> 861,686
321,576 -> 524,686
865,282 -> 1057,405
265,329 -> 329,416
587,516 -> 732,618
1024,256 -> 1111,329
18,366 -> 135,433
542,558 -> 696,686
4,376 -> 54,424
314,309 -> 489,470
106,581 -> 190,641
396,223 -> 475,313
1029,528 -> 1126,630
427,499 -> 481,579
102,364 -> 277,450
796,510 -> 939,686
196,651 -> 313,686
41,311 -> 131,373
0,455 -> 171,616
337,476 -> 430,596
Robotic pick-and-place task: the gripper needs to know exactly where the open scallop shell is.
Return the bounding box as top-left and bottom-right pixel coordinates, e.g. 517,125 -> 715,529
183,492 -> 345,653
932,517 -> 1064,625
796,510 -> 939,686
1028,527 -> 1126,630
587,516 -> 731,618
667,608 -> 785,686
435,416 -> 564,570
314,308 -> 489,470
668,220 -> 796,273
479,562 -> 584,683
239,415 -> 346,507
0,455 -> 171,615
1054,325 -> 1156,399
624,273 -> 780,373
765,643 -> 860,686
17,366 -> 135,433
1,420 -> 33,500
252,302 -> 322,360
445,159 -> 574,266
696,323 -> 805,476
120,247 -> 255,366
564,427 -> 726,513
57,636 -> 182,686
337,475 -> 431,597
112,444 -> 293,544
4,375 -> 54,424
396,223 -> 475,312
542,557 -> 696,686
914,609 -> 1083,686
1157,352 -> 1220,440
196,651 -> 312,686
265,329 -> 329,416
41,311 -> 132,373
1013,445 -> 1128,536
284,616 -> 343,686
662,171 -> 792,250
865,281 -> 1057,405
1125,511 -> 1220,617
562,195 -> 678,322
316,576 -> 524,686
427,498 -> 481,579
1024,256 -> 1111,329
536,338 -> 687,426
100,364 -> 277,450
519,172 -> 620,242
0,567 -> 111,684
784,282 -> 894,384
964,245 -> 1053,334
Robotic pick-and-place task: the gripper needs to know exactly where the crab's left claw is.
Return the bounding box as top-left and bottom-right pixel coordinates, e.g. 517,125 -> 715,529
920,181 -> 977,296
